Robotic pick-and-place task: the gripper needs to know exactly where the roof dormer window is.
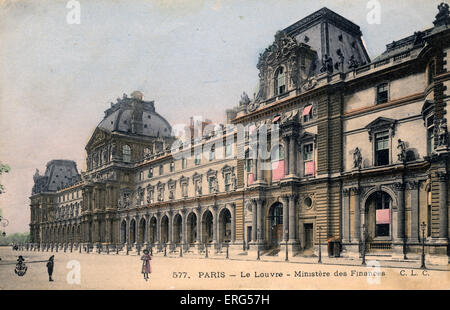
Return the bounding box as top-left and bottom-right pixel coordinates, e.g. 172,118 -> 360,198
274,67 -> 286,96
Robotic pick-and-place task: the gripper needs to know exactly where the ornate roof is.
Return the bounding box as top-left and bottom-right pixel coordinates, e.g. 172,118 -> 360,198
97,92 -> 172,138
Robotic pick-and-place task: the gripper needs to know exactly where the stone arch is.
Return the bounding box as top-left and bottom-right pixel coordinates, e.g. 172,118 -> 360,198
173,213 -> 183,244
218,206 -> 232,244
160,215 -> 169,243
149,216 -> 157,244
361,186 -> 398,211
138,217 -> 146,244
201,209 -> 214,243
129,219 -> 136,244
186,211 -> 197,244
363,189 -> 395,241
120,219 -> 127,244
267,201 -> 283,247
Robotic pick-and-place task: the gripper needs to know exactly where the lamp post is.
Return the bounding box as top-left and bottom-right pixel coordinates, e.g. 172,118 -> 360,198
285,229 -> 289,262
361,224 -> 366,266
420,222 -> 426,269
0,216 -> 9,238
257,228 -> 260,261
318,226 -> 322,264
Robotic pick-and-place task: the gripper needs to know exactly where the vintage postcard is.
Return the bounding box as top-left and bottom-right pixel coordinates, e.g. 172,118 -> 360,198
0,0 -> 449,294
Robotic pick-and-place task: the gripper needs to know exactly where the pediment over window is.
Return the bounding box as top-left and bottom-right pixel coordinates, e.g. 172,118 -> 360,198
365,117 -> 397,141
192,172 -> 202,184
86,127 -> 110,151
206,168 -> 218,178
421,100 -> 435,123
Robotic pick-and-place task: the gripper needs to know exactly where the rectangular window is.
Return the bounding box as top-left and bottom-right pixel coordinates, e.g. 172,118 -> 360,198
182,158 -> 187,169
375,131 -> 389,166
376,83 -> 389,104
209,147 -> 215,161
302,105 -> 313,123
224,173 -> 230,192
426,115 -> 435,154
225,143 -> 232,158
170,162 -> 175,173
159,165 -> 163,175
428,61 -> 435,85
303,144 -> 313,161
182,183 -> 188,197
139,171 -> 144,181
148,168 -> 153,178
375,194 -> 391,237
245,159 -> 252,172
194,154 -> 201,165
303,143 -> 314,176
208,177 -> 214,193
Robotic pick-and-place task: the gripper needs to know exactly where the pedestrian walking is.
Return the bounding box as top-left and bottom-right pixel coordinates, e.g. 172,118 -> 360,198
141,249 -> 152,281
46,255 -> 54,282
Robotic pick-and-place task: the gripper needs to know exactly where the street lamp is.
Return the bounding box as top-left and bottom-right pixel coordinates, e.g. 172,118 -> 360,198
420,222 -> 426,269
361,224 -> 366,266
0,215 -> 9,237
285,229 -> 289,262
318,226 -> 322,264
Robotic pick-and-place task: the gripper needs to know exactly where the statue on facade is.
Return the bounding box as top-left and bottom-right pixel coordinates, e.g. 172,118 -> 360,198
434,2 -> 450,26
437,118 -> 449,147
348,55 -> 360,70
335,49 -> 345,72
239,91 -> 250,107
320,54 -> 333,74
353,147 -> 362,169
436,2 -> 449,20
231,172 -> 237,190
397,139 -> 407,162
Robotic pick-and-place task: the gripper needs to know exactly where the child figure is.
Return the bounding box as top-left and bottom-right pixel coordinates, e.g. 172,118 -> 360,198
46,255 -> 54,282
141,249 -> 152,281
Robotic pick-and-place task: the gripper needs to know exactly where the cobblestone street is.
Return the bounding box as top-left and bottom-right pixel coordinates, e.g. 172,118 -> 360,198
1,247 -> 448,290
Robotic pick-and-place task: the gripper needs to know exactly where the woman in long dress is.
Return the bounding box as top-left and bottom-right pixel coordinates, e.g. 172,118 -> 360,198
141,249 -> 152,281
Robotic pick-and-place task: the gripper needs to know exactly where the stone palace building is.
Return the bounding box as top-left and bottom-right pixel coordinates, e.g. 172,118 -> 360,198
30,5 -> 450,264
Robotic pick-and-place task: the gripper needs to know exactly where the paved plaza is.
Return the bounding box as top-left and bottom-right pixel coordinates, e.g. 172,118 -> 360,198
0,246 -> 449,290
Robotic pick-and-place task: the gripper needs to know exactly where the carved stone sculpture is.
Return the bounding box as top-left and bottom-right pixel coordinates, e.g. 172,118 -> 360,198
353,147 -> 362,169
397,139 -> 407,162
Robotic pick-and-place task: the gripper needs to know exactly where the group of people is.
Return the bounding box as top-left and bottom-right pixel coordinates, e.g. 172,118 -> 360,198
12,249 -> 152,282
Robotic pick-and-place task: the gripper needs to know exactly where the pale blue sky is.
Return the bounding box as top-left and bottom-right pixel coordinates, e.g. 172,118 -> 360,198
0,0 -> 443,233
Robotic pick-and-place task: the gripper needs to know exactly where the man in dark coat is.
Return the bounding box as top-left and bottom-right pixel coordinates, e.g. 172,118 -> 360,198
46,255 -> 54,282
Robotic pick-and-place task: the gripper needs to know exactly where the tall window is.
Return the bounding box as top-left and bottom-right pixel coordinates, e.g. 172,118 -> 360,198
159,165 -> 164,175
274,67 -> 286,96
303,143 -> 315,176
375,192 -> 391,237
208,177 -> 214,193
302,104 -> 313,123
428,60 -> 435,85
376,83 -> 389,104
170,162 -> 175,173
122,145 -> 131,163
182,183 -> 188,197
374,131 -> 389,166
271,145 -> 285,181
182,158 -> 187,169
194,154 -> 201,165
224,173 -> 231,192
209,146 -> 215,161
148,167 -> 153,178
225,143 -> 232,158
426,115 -> 435,154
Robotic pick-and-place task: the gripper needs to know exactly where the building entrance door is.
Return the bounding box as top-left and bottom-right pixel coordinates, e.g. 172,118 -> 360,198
304,224 -> 313,249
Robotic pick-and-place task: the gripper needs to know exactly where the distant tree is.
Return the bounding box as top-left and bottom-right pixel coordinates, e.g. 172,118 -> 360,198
0,162 -> 11,194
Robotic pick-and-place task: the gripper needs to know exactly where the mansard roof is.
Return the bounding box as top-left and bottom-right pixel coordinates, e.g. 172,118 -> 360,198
96,92 -> 172,139
283,7 -> 362,37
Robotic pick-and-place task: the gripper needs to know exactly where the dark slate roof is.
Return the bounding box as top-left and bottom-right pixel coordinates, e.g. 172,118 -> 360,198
97,93 -> 172,138
32,160 -> 80,194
